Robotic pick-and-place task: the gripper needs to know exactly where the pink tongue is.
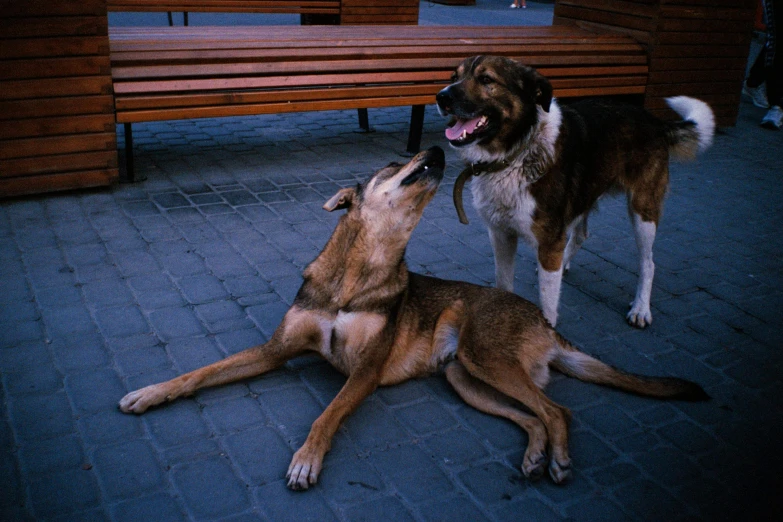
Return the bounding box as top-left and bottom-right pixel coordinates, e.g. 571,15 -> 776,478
445,117 -> 482,141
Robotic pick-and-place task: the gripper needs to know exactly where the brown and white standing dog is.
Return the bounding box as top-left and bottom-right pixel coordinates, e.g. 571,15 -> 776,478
437,56 -> 715,328
119,147 -> 706,488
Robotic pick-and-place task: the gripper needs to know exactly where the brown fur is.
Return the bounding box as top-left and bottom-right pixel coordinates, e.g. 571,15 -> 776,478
119,147 -> 707,489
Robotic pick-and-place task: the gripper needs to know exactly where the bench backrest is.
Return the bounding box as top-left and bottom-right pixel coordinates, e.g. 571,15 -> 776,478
107,0 -> 420,25
109,25 -> 649,123
107,1 -> 341,15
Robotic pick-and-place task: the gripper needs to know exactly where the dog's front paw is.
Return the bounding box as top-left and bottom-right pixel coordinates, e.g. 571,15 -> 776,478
286,445 -> 324,491
626,301 -> 652,328
119,384 -> 168,414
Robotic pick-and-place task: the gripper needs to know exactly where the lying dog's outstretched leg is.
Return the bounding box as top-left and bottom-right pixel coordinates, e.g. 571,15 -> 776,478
445,361 -> 549,480
287,311 -> 388,491
119,306 -> 323,414
286,369 -> 380,490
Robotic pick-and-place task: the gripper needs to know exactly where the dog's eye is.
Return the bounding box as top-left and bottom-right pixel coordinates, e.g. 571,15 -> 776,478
478,75 -> 494,85
450,73 -> 458,82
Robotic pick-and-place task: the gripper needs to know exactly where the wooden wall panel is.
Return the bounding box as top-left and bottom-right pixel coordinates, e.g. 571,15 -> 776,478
340,0 -> 419,25
554,0 -> 757,126
0,0 -> 118,197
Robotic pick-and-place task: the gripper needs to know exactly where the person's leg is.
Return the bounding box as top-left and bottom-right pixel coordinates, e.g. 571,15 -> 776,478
762,0 -> 783,127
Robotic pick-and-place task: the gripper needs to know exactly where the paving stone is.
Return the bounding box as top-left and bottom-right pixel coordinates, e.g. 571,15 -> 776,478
28,468 -> 101,519
9,391 -> 75,441
166,336 -> 223,373
149,307 -> 206,341
172,456 -> 252,519
111,493 -> 187,522
66,368 -> 127,414
18,434 -> 85,476
93,440 -> 165,500
95,305 -> 150,339
342,495 -> 416,522
255,480 -> 339,522
418,495 -> 491,522
371,443 -> 453,503
143,400 -> 210,447
423,427 -> 490,467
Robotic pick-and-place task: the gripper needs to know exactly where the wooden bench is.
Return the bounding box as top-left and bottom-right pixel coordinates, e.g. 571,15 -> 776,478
110,24 -> 649,180
107,0 -> 420,26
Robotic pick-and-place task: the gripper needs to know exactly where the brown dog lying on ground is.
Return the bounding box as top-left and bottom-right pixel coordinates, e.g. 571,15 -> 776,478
119,147 -> 707,489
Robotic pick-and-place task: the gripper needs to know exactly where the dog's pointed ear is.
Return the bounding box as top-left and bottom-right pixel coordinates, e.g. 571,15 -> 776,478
534,71 -> 553,113
323,187 -> 355,212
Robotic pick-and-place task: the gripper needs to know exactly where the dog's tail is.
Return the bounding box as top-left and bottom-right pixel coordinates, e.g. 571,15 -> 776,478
664,96 -> 715,161
550,333 -> 709,401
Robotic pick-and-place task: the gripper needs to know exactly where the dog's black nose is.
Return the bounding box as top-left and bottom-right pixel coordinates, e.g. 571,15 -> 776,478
425,146 -> 446,169
436,88 -> 453,111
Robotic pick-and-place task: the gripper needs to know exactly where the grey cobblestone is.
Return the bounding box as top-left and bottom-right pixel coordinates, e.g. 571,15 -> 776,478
2,4 -> 781,521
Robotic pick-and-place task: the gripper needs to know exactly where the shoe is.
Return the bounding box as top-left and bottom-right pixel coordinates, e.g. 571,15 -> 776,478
743,84 -> 769,108
510,3 -> 519,7
761,105 -> 783,130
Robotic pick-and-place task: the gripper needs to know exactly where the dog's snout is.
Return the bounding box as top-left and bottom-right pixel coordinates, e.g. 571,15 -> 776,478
425,146 -> 446,169
436,87 -> 454,112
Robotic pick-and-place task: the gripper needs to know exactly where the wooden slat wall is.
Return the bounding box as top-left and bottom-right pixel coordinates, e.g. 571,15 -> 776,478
553,0 -> 757,126
340,0 -> 420,25
0,0 -> 118,198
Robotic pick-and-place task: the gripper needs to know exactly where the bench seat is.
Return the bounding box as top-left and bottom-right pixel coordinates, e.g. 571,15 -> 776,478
110,24 -> 648,180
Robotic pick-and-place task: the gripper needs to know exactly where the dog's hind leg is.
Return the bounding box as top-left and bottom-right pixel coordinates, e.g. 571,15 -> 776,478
459,352 -> 573,484
563,214 -> 588,272
489,226 -> 518,292
119,306 -> 325,414
445,361 -> 549,480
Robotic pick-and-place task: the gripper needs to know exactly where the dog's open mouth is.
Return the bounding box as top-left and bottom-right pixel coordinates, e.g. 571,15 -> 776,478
445,115 -> 489,145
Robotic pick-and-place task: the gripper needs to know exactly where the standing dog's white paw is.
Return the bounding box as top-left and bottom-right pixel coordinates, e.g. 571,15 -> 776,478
626,301 -> 652,328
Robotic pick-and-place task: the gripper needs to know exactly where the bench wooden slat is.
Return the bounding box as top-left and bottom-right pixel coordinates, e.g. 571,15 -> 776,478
112,47 -> 646,80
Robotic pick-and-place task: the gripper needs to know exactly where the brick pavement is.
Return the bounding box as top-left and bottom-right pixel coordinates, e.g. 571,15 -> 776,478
3,3 -> 783,521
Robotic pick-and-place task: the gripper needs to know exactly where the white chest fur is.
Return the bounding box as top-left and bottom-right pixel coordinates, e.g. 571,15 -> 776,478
460,101 -> 563,248
471,173 -> 539,247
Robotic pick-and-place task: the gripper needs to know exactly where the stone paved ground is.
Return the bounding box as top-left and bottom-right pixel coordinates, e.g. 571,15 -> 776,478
3,2 -> 783,521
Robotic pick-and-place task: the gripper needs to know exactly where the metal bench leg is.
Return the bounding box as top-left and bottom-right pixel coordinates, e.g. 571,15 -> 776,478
407,105 -> 425,154
357,108 -> 370,132
184,12 -> 189,26
123,123 -> 135,183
